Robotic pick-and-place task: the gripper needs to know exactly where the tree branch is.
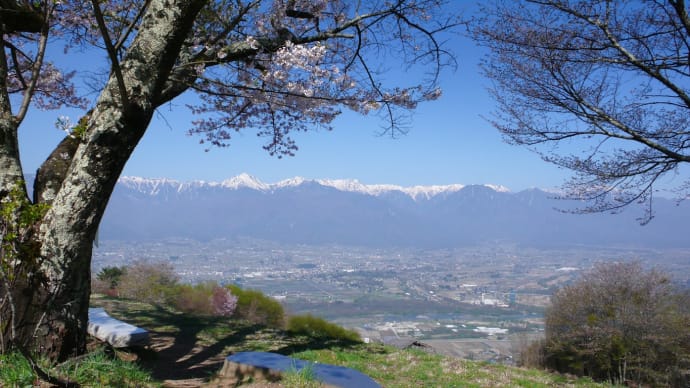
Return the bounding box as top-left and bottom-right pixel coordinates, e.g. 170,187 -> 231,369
113,0 -> 151,53
0,1 -> 44,33
91,0 -> 129,107
15,4 -> 50,124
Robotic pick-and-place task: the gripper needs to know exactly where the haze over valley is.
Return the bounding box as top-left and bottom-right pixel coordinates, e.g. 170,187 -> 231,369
87,174 -> 690,362
100,174 -> 690,248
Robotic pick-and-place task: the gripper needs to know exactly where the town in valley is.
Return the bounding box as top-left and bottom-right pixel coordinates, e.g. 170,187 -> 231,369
92,238 -> 690,364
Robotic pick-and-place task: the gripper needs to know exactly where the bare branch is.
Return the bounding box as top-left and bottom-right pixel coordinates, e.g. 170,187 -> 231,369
472,0 -> 690,222
113,0 -> 151,53
91,0 -> 129,107
15,4 -> 50,123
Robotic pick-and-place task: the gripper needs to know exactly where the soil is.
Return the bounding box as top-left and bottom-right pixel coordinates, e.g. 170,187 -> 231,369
126,331 -> 286,388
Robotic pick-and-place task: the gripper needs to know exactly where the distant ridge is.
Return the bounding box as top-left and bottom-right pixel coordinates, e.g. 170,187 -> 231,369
102,174 -> 689,248
118,174 -> 504,201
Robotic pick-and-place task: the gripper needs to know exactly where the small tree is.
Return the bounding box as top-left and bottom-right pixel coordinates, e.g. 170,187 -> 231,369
211,285 -> 238,317
471,1 -> 690,222
543,262 -> 690,386
95,266 -> 126,290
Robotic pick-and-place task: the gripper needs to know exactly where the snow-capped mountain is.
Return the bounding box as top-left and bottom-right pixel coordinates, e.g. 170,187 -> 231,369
101,174 -> 689,248
118,174 -> 485,201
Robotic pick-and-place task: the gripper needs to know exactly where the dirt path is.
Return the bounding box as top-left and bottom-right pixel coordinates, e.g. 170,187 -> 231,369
89,297 -> 295,386
135,331 -> 228,387
131,331 -> 290,387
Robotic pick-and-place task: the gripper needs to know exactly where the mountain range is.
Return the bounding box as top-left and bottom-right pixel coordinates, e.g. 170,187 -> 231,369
93,174 -> 690,248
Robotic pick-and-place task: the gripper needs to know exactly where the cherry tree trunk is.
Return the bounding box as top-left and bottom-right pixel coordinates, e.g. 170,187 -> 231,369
0,0 -> 204,361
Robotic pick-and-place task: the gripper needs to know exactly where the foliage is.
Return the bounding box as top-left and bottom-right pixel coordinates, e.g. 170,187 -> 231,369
0,182 -> 49,351
96,266 -> 126,289
542,262 -> 690,386
287,314 -> 361,343
210,284 -> 238,316
226,284 -> 285,327
174,283 -> 215,315
111,263 -> 237,317
513,335 -> 545,369
117,260 -> 180,305
174,281 -> 237,317
470,0 -> 690,221
0,181 -> 49,268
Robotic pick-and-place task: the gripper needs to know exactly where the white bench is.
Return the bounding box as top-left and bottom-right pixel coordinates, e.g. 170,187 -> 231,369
87,307 -> 150,348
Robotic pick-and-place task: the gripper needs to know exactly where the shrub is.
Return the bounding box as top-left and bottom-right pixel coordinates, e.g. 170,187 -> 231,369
226,284 -> 285,327
287,314 -> 361,343
174,281 -> 237,317
513,335 -> 545,369
107,262 -> 237,317
117,260 -> 179,305
542,262 -> 690,387
91,276 -> 113,296
175,283 -> 214,315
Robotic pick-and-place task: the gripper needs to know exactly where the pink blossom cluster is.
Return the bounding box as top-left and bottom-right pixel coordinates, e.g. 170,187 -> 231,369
53,0 -> 143,50
211,286 -> 238,317
8,60 -> 86,110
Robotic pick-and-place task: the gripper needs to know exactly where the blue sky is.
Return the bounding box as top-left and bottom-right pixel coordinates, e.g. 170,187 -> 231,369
18,27 -> 580,192
26,3 -> 690,193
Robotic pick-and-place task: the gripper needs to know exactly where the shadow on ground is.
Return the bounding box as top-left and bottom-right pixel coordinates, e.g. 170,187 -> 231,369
91,296 -> 361,384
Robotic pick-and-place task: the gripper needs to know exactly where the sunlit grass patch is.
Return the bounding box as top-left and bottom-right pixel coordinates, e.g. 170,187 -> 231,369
292,344 -> 613,388
0,348 -> 158,387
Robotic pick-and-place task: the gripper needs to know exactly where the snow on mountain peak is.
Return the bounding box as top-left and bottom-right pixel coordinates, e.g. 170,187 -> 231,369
118,176 -> 182,195
118,174 -> 509,199
316,178 -> 398,195
315,179 -> 465,199
403,184 -> 466,200
275,176 -> 307,188
220,173 -> 268,190
484,184 -> 510,193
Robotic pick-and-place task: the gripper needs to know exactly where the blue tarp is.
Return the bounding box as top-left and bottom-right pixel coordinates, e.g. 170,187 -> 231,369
227,351 -> 381,388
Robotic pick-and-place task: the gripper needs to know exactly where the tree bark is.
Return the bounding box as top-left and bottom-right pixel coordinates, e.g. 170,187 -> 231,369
3,0 -> 205,361
0,29 -> 24,197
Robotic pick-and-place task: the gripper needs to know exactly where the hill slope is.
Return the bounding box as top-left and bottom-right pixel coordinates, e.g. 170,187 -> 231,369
87,295 -> 609,387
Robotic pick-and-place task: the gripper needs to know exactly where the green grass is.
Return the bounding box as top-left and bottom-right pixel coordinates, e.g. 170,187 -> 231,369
292,345 -> 610,387
282,362 -> 321,387
57,348 -> 158,387
0,348 -> 157,387
1,295 -> 614,387
0,351 -> 35,386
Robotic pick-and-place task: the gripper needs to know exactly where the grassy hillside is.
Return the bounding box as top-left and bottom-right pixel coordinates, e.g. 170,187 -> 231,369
0,295 -> 610,387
